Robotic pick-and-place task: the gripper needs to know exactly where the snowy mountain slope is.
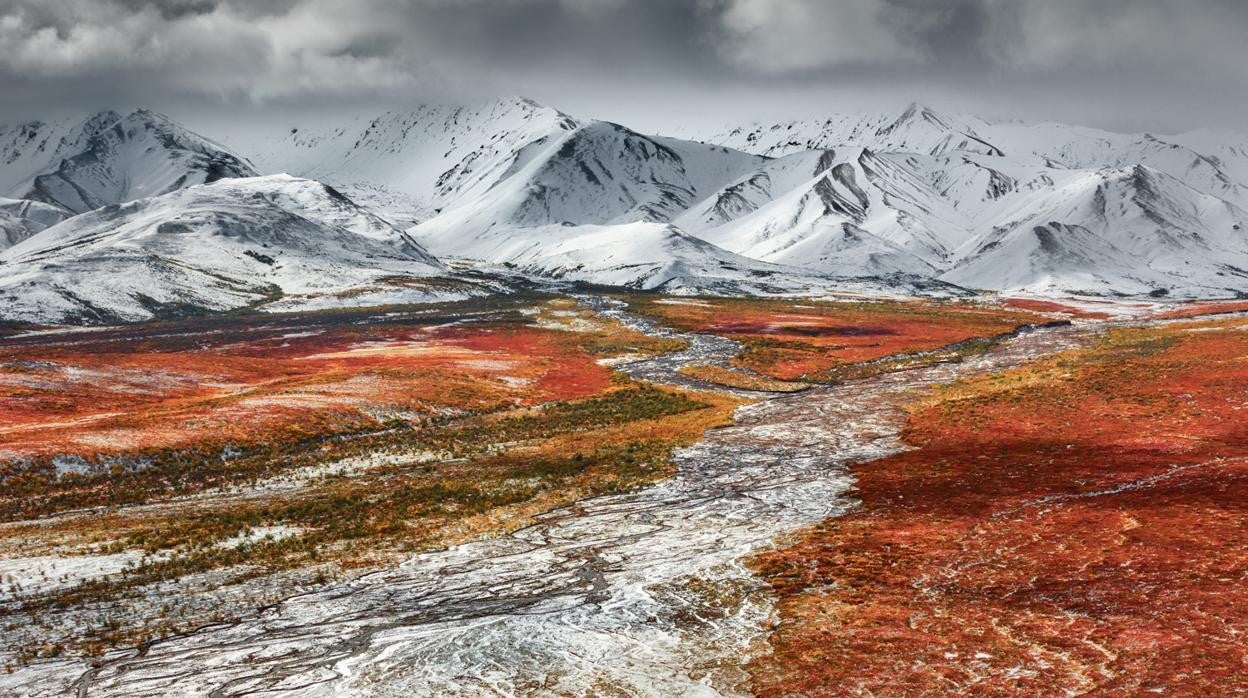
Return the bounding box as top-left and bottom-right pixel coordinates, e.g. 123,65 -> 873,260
986,122 -> 1248,209
673,148 -> 971,272
0,198 -> 72,249
669,103 -> 1248,295
217,97 -> 580,226
403,99 -> 1248,296
712,211 -> 936,279
414,217 -> 953,297
672,150 -> 837,233
943,221 -> 1168,296
403,101 -> 997,283
421,219 -> 817,293
881,151 -> 1059,215
4,99 -> 1247,304
957,165 -> 1248,261
415,120 -> 764,236
943,165 -> 1248,295
0,175 -> 455,324
845,149 -> 978,260
679,152 -> 930,276
689,103 -> 1003,158
0,112 -> 115,195
1169,129 -> 1248,190
1,110 -> 255,214
684,103 -> 1248,212
395,113 -> 891,292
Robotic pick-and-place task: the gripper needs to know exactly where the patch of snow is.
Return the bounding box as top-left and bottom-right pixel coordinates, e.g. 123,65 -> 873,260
0,551 -> 148,600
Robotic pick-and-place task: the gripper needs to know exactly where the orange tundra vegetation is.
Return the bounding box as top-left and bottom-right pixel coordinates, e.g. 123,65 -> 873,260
1153,297 -> 1248,319
0,294 -> 744,655
999,296 -> 1114,319
0,297 -> 622,462
749,316 -> 1248,696
627,296 -> 1043,381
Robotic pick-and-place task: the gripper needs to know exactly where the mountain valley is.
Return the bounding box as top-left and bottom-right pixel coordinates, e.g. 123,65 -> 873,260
2,95 -> 1248,697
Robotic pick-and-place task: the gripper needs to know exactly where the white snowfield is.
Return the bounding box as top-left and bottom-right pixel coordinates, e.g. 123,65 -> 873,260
0,97 -> 1247,323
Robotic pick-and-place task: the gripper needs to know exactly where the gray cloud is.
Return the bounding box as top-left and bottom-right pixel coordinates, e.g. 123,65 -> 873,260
982,0 -> 1248,78
0,0 -> 1243,133
710,0 -> 932,71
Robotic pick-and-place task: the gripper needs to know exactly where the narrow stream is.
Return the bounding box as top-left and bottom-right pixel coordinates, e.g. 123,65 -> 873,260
573,295 -> 780,396
47,300 -> 1091,697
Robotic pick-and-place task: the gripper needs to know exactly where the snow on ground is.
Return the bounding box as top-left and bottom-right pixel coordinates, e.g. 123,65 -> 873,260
214,526 -> 304,551
0,551 -> 149,601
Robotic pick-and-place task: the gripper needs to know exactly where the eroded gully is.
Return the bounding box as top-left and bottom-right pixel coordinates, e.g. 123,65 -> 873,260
46,298 -> 1092,697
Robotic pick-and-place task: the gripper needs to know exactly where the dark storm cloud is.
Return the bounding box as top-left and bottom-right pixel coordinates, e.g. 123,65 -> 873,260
115,0 -> 219,20
0,0 -> 1244,132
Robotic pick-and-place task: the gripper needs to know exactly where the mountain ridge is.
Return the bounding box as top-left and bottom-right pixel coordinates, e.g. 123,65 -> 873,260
1,109 -> 255,216
1,98 -> 1247,324
0,175 -> 462,324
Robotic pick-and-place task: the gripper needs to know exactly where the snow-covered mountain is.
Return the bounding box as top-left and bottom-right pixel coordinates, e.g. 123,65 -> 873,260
217,100 -> 947,296
0,175 -> 458,324
0,109 -> 255,215
0,197 -> 71,249
399,98 -> 1248,296
220,98 -> 1248,297
690,103 -> 1003,159
412,120 -> 762,232
405,113 -> 793,290
673,148 -> 968,275
217,97 -> 580,227
1,97 -> 1246,321
431,220 -> 811,294
943,165 -> 1248,295
988,123 -> 1248,210
677,103 -> 1248,296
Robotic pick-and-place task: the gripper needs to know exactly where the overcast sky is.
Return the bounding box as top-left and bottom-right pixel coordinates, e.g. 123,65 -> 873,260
0,0 -> 1245,134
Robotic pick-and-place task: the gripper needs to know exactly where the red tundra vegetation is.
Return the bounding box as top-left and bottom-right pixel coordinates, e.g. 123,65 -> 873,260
0,295 -> 744,656
750,315 -> 1248,696
999,296 -> 1114,319
1153,298 -> 1248,319
0,298 -> 624,461
627,295 -> 1042,380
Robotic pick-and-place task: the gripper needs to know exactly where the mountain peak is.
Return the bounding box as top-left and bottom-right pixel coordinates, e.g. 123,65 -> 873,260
11,109 -> 256,214
495,95 -> 545,109
79,109 -> 124,133
899,101 -> 931,118
881,102 -> 962,137
127,107 -> 174,123
868,103 -> 1002,156
484,95 -> 576,124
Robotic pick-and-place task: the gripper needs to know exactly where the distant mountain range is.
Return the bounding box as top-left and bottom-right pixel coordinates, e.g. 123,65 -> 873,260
0,97 -> 1245,323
